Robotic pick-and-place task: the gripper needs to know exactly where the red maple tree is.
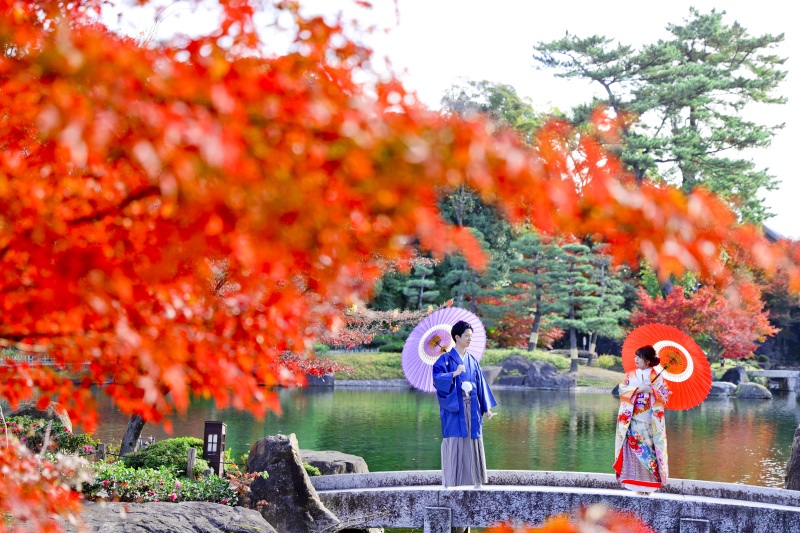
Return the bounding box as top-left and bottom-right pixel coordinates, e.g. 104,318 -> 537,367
1,0 -> 799,527
630,284 -> 779,362
481,293 -> 565,349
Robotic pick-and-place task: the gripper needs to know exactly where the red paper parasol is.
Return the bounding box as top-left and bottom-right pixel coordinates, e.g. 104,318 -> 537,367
622,324 -> 712,410
401,307 -> 486,392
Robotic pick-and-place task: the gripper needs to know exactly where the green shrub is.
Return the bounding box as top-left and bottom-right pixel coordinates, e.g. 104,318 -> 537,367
3,416 -> 97,455
303,462 -> 322,477
313,343 -> 330,355
757,354 -> 770,364
121,437 -> 209,477
379,342 -> 405,353
595,355 -> 622,370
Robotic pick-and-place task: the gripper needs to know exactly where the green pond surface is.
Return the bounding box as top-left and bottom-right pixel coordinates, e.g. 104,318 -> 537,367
90,387 -> 800,488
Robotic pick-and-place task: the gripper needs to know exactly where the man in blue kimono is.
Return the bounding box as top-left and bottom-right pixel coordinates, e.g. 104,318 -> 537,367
432,320 -> 497,489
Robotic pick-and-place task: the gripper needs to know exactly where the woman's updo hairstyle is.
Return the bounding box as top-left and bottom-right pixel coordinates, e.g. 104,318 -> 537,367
635,345 -> 660,368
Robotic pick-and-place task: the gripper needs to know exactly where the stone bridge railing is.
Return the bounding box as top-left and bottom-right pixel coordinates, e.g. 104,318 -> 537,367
310,470 -> 800,533
748,370 -> 800,391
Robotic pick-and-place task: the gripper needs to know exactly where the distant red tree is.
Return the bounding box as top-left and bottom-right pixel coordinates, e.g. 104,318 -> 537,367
319,300 -> 452,348
630,284 -> 779,362
481,293 -> 565,349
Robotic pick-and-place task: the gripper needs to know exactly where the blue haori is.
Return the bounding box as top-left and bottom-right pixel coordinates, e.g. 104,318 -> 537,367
432,347 -> 496,488
432,348 -> 497,439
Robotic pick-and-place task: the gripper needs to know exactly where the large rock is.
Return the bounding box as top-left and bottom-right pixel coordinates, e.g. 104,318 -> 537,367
482,365 -> 502,386
500,356 -> 533,375
246,433 -> 339,533
10,401 -> 72,432
63,502 -> 275,533
306,373 -> 334,387
786,424 -> 800,490
524,361 -> 576,390
735,383 -> 773,399
708,382 -> 737,396
496,375 -> 527,386
300,449 -> 369,475
720,366 -> 749,385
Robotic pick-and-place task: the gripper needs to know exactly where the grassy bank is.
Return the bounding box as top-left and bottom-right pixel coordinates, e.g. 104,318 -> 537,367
328,348 -> 624,387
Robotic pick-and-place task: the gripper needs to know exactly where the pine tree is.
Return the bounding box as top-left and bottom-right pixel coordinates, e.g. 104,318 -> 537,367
403,263 -> 440,309
441,80 -> 544,145
442,228 -> 489,313
534,8 -> 787,222
548,243 -> 601,372
583,254 -> 630,365
482,232 -> 569,351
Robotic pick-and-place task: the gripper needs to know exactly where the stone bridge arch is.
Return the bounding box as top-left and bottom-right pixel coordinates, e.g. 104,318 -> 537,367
311,470 -> 800,532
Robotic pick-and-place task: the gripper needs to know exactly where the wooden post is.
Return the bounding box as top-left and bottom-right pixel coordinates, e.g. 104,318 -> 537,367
95,443 -> 108,462
186,447 -> 197,479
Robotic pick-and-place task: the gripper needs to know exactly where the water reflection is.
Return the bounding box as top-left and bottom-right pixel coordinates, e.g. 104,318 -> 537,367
87,388 -> 799,488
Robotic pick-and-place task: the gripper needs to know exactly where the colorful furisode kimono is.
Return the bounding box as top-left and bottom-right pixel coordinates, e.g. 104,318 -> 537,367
613,368 -> 671,493
432,347 -> 497,488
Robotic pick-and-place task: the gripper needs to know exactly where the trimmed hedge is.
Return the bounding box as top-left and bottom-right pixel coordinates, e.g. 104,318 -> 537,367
121,437 -> 209,477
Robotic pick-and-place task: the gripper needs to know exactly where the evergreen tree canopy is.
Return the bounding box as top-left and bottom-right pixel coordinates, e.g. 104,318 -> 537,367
548,243 -> 601,369
441,80 -> 544,145
534,8 -> 787,222
441,228 -> 489,312
403,263 -> 440,309
584,254 -> 630,356
482,232 -> 568,350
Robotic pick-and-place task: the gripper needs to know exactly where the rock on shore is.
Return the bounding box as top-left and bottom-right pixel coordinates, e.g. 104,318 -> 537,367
786,424 -> 800,490
720,366 -> 749,385
709,382 -> 736,396
735,382 -> 772,399
63,502 -> 275,533
246,433 -> 340,533
300,449 -> 369,475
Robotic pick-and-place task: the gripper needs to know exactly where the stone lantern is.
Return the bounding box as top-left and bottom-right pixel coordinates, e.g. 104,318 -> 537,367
202,421 -> 227,475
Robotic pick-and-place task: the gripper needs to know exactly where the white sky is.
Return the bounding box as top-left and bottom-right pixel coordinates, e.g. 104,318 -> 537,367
107,0 -> 799,238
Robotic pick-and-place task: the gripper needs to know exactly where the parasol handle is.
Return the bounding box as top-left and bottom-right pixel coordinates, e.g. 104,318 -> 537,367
649,361 -> 675,383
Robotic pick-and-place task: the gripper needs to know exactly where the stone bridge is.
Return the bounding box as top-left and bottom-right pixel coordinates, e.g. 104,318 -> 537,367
748,370 -> 800,391
310,470 -> 800,533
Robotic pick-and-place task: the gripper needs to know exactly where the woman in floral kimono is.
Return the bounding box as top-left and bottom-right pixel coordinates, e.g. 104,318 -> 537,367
613,345 -> 671,493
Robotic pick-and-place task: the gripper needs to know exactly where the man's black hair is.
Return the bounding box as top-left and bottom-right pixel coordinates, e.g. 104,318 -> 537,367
451,320 -> 473,341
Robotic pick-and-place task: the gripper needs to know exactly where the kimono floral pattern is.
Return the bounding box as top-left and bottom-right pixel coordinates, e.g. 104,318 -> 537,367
613,369 -> 671,484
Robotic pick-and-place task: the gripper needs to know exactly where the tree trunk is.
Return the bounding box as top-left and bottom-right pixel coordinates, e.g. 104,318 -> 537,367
120,413 -> 146,457
469,270 -> 476,314
569,306 -> 578,372
589,331 -> 598,355
660,278 -> 674,297
528,312 -> 541,352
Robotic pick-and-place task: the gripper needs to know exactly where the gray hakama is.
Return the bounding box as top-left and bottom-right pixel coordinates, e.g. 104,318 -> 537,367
441,392 -> 488,488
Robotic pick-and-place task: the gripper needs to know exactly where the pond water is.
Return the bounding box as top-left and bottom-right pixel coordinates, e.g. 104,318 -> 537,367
89,387 -> 800,488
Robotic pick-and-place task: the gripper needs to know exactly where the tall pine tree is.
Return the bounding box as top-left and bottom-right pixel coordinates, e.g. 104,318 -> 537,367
534,8 -> 786,222
482,232 -> 568,350
583,254 -> 630,365
549,243 -> 601,372
442,228 -> 489,313
403,263 -> 440,309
